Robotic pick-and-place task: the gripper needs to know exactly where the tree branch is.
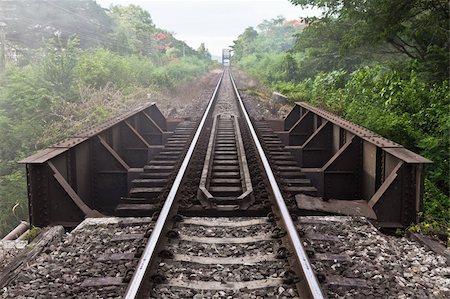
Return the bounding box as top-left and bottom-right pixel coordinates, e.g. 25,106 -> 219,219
388,38 -> 418,59
393,34 -> 425,59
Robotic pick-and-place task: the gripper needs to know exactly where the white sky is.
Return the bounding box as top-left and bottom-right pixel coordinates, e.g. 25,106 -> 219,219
95,0 -> 321,57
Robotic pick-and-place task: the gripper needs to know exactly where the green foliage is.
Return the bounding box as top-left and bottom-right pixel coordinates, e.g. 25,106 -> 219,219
422,179 -> 450,232
166,47 -> 182,59
292,17 -> 386,79
197,43 -> 211,60
0,170 -> 27,237
233,7 -> 448,233
237,52 -> 287,85
232,27 -> 259,62
161,56 -> 211,86
109,5 -> 156,55
77,52 -> 210,90
39,37 -> 80,101
0,0 -> 112,49
232,17 -> 306,63
0,66 -> 52,171
0,2 -> 215,237
223,8 -> 450,242
273,65 -> 449,231
76,48 -> 155,88
289,0 -> 450,82
23,226 -> 41,242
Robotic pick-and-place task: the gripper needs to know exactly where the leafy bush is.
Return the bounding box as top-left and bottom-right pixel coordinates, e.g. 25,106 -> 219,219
282,66 -> 449,231
234,9 -> 449,235
0,170 -> 27,237
0,37 -> 214,237
76,49 -> 156,89
269,65 -> 449,232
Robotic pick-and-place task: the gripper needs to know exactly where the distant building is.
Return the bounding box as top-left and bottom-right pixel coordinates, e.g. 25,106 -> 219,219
286,19 -> 309,28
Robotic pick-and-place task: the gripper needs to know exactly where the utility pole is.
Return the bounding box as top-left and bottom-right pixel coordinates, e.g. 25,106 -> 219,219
0,23 -> 6,72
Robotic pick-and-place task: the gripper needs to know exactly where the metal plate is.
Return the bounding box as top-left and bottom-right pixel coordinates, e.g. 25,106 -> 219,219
20,102 -> 158,164
19,148 -> 68,164
384,147 -> 432,164
296,102 -> 413,150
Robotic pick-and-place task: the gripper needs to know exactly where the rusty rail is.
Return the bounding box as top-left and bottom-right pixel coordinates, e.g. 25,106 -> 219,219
229,72 -> 325,298
122,70 -> 224,299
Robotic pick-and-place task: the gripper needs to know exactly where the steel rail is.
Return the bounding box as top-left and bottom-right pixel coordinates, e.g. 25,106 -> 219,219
123,70 -> 224,299
229,71 -> 325,299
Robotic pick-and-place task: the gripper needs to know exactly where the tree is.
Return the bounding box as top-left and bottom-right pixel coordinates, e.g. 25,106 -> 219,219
283,53 -> 299,82
109,5 -> 156,55
289,0 -> 450,82
232,18 -> 305,64
231,27 -> 258,61
197,43 -> 211,60
257,15 -> 286,32
166,47 -> 182,59
40,36 -> 80,101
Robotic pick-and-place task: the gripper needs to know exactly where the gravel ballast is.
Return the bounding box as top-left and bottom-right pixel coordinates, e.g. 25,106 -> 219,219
297,216 -> 449,299
1,218 -> 153,299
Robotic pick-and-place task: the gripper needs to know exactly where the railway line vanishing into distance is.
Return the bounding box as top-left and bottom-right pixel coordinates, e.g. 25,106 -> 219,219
2,67 -> 445,299
122,69 -> 324,298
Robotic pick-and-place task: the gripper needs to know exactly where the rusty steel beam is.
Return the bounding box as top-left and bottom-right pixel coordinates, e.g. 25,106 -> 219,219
19,103 -> 168,227
300,121 -> 333,168
97,136 -> 130,171
197,114 -> 219,208
124,121 -> 152,149
288,110 -> 315,146
47,162 -> 103,218
283,101 -> 431,228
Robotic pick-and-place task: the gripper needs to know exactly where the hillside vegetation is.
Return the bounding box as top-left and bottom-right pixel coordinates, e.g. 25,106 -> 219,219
232,2 -> 449,236
0,1 -> 214,237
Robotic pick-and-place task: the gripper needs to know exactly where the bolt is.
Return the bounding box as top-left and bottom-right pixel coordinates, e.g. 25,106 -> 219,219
271,228 -> 286,239
150,274 -> 166,284
166,230 -> 179,239
276,247 -> 290,259
122,269 -> 134,283
158,249 -> 174,259
134,245 -> 145,258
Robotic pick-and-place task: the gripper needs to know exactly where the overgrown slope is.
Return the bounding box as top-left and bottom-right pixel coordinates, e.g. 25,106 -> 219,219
233,8 -> 449,237
0,1 -> 215,237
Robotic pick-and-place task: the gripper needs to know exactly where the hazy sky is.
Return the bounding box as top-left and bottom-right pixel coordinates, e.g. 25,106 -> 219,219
95,0 -> 321,57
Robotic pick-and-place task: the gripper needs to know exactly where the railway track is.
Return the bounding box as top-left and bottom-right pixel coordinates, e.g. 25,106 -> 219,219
121,68 -> 324,298
3,68 -> 446,299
